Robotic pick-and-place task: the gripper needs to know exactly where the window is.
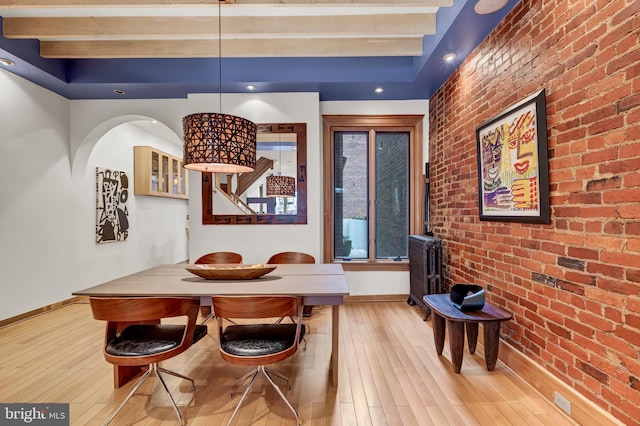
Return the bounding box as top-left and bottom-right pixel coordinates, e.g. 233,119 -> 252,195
323,115 -> 424,270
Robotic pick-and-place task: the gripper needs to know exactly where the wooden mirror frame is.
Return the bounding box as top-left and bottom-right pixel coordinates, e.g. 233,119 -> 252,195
201,122 -> 307,224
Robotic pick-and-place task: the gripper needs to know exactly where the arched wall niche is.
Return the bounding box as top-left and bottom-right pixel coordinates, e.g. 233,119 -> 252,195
71,115 -> 181,178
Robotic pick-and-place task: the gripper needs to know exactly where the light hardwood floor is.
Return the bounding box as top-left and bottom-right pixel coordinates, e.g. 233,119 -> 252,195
0,300 -> 576,425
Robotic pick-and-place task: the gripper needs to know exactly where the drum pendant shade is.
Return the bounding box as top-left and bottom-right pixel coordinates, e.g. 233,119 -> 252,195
266,174 -> 296,198
182,1 -> 257,174
183,113 -> 257,173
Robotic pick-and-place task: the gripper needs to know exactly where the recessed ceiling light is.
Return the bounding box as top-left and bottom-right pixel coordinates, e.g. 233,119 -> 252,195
443,53 -> 457,62
0,58 -> 15,66
246,85 -> 256,91
113,89 -> 126,95
374,87 -> 384,94
474,0 -> 509,15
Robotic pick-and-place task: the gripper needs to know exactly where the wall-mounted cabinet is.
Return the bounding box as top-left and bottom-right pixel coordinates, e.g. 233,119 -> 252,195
134,146 -> 188,199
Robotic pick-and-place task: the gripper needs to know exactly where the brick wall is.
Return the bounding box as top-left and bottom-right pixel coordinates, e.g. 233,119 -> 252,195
429,0 -> 640,424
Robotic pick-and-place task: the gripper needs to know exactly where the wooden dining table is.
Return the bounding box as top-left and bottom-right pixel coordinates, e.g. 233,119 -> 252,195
72,263 -> 349,387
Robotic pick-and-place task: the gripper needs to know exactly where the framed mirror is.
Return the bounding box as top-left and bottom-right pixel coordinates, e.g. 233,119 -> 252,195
201,123 -> 307,224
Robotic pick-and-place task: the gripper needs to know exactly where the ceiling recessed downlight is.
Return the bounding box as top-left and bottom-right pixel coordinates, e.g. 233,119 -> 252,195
246,85 -> 256,91
374,87 -> 384,94
443,53 -> 457,62
474,0 -> 509,15
113,89 -> 126,95
0,58 -> 15,66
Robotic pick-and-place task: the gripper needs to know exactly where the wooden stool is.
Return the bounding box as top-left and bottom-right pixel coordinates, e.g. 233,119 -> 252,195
423,294 -> 512,373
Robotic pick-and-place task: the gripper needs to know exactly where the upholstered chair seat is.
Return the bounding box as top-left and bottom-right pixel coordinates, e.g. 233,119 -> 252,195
221,323 -> 305,357
106,324 -> 208,357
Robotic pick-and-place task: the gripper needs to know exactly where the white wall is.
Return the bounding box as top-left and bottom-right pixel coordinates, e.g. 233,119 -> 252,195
0,70 -> 188,321
1,73 -> 430,320
86,122 -> 189,273
186,93 -> 323,264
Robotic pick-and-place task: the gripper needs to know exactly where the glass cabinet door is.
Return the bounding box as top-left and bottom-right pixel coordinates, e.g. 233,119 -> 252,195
151,152 -> 159,191
172,158 -> 179,194
179,161 -> 186,195
162,155 -> 169,192
134,146 -> 188,199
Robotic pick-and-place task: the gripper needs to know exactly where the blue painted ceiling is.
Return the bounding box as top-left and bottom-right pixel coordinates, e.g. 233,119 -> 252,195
0,0 -> 520,101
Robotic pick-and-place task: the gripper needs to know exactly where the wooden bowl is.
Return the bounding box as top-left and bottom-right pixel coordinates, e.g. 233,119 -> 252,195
185,264 -> 277,280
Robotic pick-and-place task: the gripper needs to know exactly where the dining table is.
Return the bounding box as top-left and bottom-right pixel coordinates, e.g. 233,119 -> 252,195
72,262 -> 349,388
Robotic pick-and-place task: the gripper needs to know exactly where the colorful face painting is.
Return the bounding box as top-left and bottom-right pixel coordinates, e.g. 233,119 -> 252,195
476,90 -> 549,223
481,124 -> 512,209
507,107 -> 539,210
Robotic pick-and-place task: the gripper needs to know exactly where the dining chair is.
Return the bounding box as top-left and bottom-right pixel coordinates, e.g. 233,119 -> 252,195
194,251 -> 243,324
266,251 -> 315,265
89,297 -> 208,425
194,251 -> 243,264
211,295 -> 304,426
267,251 -> 315,321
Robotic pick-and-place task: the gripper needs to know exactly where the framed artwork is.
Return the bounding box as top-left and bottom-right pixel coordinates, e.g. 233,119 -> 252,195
476,89 -> 550,224
96,167 -> 130,243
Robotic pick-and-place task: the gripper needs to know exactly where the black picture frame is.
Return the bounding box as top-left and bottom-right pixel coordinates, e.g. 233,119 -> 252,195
476,89 -> 550,224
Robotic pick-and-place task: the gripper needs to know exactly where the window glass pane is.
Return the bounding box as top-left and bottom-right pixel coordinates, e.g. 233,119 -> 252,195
334,132 -> 368,259
375,132 -> 409,258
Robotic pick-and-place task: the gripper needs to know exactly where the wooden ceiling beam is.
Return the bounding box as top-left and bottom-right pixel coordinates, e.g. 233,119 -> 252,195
3,15 -> 436,39
0,0 -> 452,8
40,37 -> 424,58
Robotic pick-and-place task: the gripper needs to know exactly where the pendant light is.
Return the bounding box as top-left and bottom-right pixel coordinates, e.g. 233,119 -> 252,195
182,0 -> 257,173
266,135 -> 296,198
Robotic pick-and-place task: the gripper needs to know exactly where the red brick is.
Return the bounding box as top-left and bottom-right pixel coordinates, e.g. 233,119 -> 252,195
601,251 -> 640,268
626,122 -> 640,141
569,221 -> 585,232
570,334 -> 606,358
568,192 -> 602,204
626,358 -> 640,377
598,278 -> 638,296
584,221 -> 601,233
618,93 -> 640,113
566,271 -> 596,286
589,116 -> 625,135
587,262 -> 624,279
619,400 -> 640,426
603,188 -> 640,203
584,235 -> 623,250
629,239 -> 640,252
626,314 -> 640,330
584,288 -> 625,308
604,129 -> 627,146
626,270 -> 640,283
599,158 -> 640,174
606,43 -> 640,75
623,173 -> 640,189
619,205 -> 640,219
567,246 -> 599,261
611,1 -> 640,26
603,221 -> 623,234
565,318 -> 595,338
604,307 -> 623,323
614,327 -> 640,347
577,311 -> 615,332
611,378 -> 640,409
428,0 -> 640,416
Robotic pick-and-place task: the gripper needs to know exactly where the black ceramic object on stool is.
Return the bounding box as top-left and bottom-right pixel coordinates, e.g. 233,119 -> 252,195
450,284 -> 485,311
